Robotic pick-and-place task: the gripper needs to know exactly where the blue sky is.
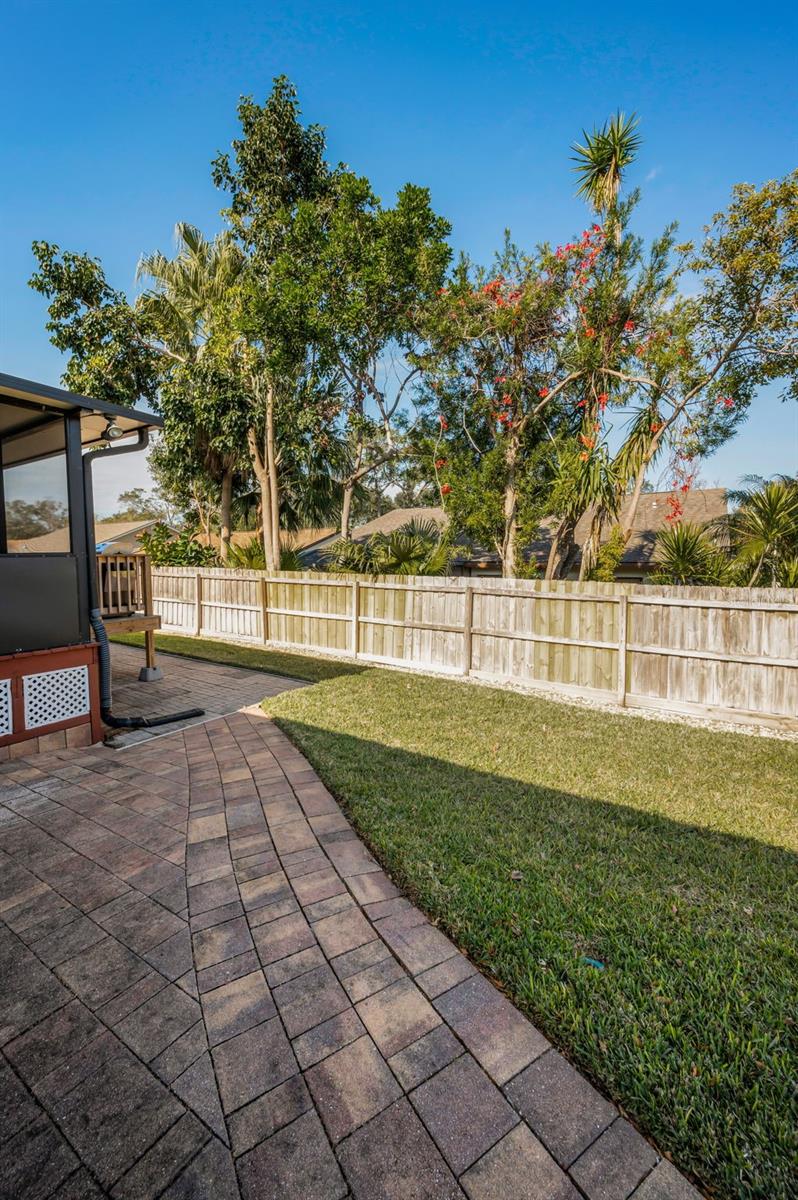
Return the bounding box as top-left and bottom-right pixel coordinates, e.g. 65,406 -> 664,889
2,0 -> 796,511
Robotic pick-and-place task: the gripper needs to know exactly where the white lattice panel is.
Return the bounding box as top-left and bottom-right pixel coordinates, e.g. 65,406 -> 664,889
0,679 -> 12,737
23,666 -> 90,729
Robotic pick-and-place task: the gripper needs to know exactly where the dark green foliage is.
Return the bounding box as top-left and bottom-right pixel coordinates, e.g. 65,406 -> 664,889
29,242 -> 161,405
652,522 -> 732,585
587,524 -> 626,581
324,517 -> 452,575
4,498 -> 67,539
138,523 -> 217,566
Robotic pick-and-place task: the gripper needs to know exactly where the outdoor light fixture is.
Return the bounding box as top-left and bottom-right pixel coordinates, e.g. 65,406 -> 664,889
103,419 -> 126,440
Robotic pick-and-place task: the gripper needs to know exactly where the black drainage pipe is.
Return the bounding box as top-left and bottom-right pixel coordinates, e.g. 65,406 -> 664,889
82,429 -> 204,730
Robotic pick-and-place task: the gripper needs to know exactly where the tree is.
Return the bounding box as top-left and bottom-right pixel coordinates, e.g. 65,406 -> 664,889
572,112 -> 641,214
212,77 -> 339,572
652,521 -> 733,585
297,172 -> 451,538
718,476 -> 798,585
105,488 -> 170,522
29,243 -> 161,405
137,223 -> 248,560
138,524 -> 217,567
420,237 -> 577,576
609,170 -> 798,551
533,156 -> 798,580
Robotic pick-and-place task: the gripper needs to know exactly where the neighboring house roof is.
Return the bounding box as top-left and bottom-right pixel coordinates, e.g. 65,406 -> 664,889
7,519 -> 163,554
301,508 -> 449,560
196,528 -> 337,553
581,487 -> 727,566
456,488 -> 729,569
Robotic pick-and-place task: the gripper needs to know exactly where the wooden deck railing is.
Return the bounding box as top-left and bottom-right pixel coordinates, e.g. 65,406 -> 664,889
96,553 -> 151,618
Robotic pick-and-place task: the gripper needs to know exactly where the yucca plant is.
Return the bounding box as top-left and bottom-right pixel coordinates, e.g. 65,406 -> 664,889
226,536 -> 305,572
653,522 -> 733,586
572,112 -> 641,214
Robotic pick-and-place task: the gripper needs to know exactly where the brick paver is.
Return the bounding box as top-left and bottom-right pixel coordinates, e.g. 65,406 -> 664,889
0,646 -> 704,1198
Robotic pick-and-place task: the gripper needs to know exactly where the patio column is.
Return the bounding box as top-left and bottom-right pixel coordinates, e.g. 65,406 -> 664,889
65,411 -> 91,643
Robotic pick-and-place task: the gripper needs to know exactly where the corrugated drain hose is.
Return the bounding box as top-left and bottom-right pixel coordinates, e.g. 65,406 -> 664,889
83,429 -> 204,731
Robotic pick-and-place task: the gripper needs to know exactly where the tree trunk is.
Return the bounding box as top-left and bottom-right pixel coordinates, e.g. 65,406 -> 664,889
249,379 -> 279,576
265,384 -> 280,572
621,467 -> 648,545
500,437 -> 519,579
545,516 -> 575,580
579,509 -> 605,580
219,470 -> 233,563
340,440 -> 363,541
340,480 -> 355,541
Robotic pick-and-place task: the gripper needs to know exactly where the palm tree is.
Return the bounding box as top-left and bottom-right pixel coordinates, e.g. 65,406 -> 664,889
138,224 -> 244,559
137,224 -> 241,357
545,446 -> 621,579
325,519 -> 452,576
716,477 -> 798,585
572,112 -> 641,214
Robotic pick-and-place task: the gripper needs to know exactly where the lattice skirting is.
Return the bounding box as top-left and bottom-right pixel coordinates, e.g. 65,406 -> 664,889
23,666 -> 91,729
0,644 -> 101,751
0,678 -> 12,737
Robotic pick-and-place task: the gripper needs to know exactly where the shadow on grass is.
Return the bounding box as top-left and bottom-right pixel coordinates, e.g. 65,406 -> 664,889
274,716 -> 797,1200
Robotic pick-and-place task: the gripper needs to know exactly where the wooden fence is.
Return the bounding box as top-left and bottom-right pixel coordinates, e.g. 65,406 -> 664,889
150,567 -> 798,731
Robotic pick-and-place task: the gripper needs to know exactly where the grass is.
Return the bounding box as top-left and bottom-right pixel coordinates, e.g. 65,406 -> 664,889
258,669 -> 798,1200
109,631 -> 368,684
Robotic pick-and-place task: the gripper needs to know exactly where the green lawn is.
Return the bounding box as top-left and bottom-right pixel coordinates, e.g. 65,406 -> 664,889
260,669 -> 798,1200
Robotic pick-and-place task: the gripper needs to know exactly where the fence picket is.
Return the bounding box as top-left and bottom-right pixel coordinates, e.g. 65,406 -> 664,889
149,567 -> 798,730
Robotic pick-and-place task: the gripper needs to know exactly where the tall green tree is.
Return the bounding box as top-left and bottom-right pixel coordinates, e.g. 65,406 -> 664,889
572,112 -> 641,214
719,476 -> 798,585
212,76 -> 339,571
420,237 -> 575,576
295,172 -> 451,538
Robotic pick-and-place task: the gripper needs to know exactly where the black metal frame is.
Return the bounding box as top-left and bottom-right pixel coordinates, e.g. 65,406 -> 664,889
0,378 -> 160,654
65,412 -> 91,642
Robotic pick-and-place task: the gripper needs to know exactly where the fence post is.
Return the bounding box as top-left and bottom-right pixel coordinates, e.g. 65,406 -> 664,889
350,580 -> 360,657
462,584 -> 474,675
617,594 -> 629,706
195,571 -> 203,637
261,576 -> 270,645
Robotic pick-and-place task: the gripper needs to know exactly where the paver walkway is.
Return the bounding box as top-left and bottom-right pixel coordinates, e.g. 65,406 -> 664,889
0,703 -> 701,1197
102,642 -> 307,744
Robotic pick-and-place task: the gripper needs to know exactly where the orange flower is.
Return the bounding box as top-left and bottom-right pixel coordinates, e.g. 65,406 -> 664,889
584,327 -> 596,338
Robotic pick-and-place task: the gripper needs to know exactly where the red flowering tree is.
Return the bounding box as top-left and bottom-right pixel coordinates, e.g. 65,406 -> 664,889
418,236 -> 579,575
423,126 -> 798,580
